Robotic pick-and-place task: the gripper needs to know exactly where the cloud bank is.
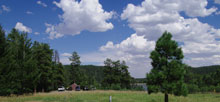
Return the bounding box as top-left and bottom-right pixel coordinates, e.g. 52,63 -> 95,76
46,0 -> 114,39
60,0 -> 220,78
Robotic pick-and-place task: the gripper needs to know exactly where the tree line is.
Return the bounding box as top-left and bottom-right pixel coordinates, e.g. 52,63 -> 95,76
65,52 -> 133,90
0,26 -> 65,95
184,65 -> 220,93
0,25 -> 133,96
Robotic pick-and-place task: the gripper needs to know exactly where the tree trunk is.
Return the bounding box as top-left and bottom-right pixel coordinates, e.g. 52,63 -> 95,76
34,88 -> 37,93
165,93 -> 168,102
42,88 -> 44,92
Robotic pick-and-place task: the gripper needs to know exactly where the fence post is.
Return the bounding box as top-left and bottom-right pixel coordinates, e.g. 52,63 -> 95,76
109,96 -> 112,102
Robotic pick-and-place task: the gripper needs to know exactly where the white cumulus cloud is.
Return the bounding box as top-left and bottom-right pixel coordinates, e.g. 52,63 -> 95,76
15,22 -> 32,33
98,34 -> 155,78
92,0 -> 220,78
46,0 -> 114,39
59,0 -> 220,78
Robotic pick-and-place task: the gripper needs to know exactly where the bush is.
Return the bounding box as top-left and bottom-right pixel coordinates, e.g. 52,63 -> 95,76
200,87 -> 208,93
130,85 -> 145,91
199,86 -> 215,93
208,86 -> 216,92
215,85 -> 220,92
187,84 -> 199,93
111,84 -> 121,90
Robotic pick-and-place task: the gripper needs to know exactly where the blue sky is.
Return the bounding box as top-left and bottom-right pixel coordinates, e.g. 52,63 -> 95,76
0,0 -> 220,78
0,0 -> 140,53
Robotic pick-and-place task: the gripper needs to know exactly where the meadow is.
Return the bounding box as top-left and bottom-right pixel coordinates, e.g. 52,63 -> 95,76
0,90 -> 220,102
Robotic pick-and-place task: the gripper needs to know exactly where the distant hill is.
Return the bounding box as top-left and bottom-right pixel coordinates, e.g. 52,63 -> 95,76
190,65 -> 220,75
64,65 -> 220,83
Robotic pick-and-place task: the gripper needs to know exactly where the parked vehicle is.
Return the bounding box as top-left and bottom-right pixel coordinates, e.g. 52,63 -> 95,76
58,86 -> 65,91
83,86 -> 89,91
75,86 -> 80,91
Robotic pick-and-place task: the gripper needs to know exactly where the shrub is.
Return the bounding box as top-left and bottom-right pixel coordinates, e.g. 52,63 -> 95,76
215,85 -> 220,92
111,84 -> 121,90
130,85 -> 145,91
187,84 -> 199,93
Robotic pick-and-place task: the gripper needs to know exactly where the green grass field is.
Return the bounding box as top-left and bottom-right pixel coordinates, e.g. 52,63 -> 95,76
0,90 -> 220,102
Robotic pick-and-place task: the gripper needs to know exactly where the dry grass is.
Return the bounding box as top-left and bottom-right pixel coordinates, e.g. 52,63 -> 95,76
0,90 -> 219,102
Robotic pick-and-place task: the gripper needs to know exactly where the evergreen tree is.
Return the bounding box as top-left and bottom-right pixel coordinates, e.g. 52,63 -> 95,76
5,29 -> 30,95
213,69 -> 220,86
32,42 -> 53,92
102,58 -> 131,89
120,61 -> 131,89
52,62 -> 65,90
146,31 -> 187,102
0,25 -> 8,95
69,51 -> 81,67
0,26 -> 65,95
19,32 -> 39,93
69,51 -> 84,85
0,25 -> 6,57
0,29 -> 39,95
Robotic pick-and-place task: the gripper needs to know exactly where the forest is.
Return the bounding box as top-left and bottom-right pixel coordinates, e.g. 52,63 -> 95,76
0,26 -> 133,96
0,26 -> 220,97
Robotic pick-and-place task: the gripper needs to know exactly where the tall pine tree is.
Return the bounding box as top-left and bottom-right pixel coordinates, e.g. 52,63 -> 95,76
0,25 -> 8,95
146,31 -> 187,102
69,51 -> 82,84
0,29 -> 39,95
32,41 -> 53,92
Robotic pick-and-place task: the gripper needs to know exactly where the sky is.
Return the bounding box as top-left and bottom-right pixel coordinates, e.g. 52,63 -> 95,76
0,0 -> 220,78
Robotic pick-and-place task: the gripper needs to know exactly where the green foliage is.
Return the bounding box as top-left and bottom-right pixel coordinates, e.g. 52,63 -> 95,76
110,84 -> 121,90
146,31 -> 187,102
0,25 -> 6,58
0,25 -> 8,95
32,42 -> 54,92
191,65 -> 220,75
68,51 -> 88,87
51,62 -> 65,90
0,29 -> 39,95
184,65 -> 220,93
130,85 -> 145,91
215,85 -> 220,92
102,58 -> 132,89
0,26 -> 66,96
63,65 -> 104,88
186,84 -> 199,93
69,51 -> 81,67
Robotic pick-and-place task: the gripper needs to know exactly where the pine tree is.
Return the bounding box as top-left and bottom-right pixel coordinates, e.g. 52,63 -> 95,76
69,51 -> 82,84
146,31 -> 187,102
0,25 -> 8,95
102,58 -> 131,89
0,25 -> 6,58
120,61 -> 131,89
4,29 -> 23,95
52,62 -> 65,90
0,29 -> 37,95
32,42 -> 53,92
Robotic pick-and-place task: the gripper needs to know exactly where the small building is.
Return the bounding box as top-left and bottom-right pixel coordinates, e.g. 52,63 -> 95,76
71,83 -> 77,90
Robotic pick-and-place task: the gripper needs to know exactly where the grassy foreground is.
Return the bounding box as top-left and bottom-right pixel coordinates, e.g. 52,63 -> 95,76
0,90 -> 220,102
